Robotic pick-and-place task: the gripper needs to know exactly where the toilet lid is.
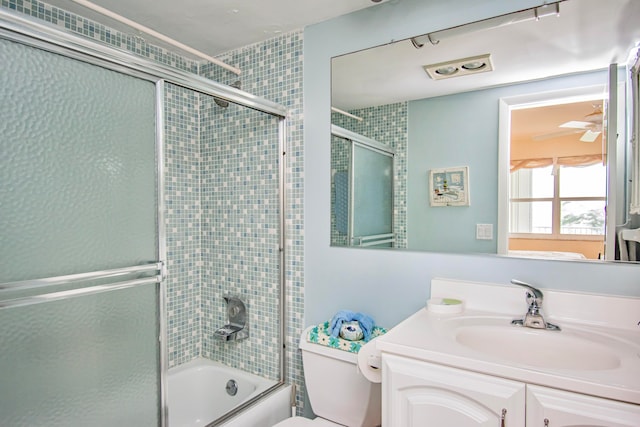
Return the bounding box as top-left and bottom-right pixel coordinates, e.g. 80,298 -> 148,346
273,417 -> 341,427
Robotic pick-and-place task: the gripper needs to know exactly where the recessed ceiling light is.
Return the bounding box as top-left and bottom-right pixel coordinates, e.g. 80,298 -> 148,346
423,54 -> 493,80
461,61 -> 486,71
435,66 -> 458,76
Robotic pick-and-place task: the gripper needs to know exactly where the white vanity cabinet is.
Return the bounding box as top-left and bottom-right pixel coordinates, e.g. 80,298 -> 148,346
383,354 -> 640,427
526,385 -> 640,427
383,353 -> 526,426
376,280 -> 640,427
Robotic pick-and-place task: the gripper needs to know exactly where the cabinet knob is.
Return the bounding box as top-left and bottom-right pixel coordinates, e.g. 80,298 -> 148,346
544,418 -> 549,427
500,408 -> 507,427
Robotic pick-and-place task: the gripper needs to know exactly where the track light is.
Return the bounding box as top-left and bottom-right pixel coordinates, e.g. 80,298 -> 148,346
410,2 -> 560,48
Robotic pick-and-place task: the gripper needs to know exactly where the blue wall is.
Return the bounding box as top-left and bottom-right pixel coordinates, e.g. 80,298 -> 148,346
304,0 -> 639,330
407,70 -> 607,253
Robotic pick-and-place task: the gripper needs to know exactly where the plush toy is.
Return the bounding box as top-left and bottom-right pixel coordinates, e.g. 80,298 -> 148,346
330,310 -> 376,341
339,320 -> 364,341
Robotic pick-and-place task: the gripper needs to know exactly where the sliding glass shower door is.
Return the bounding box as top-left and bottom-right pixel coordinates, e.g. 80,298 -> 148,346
0,37 -> 161,426
351,143 -> 395,247
331,126 -> 395,248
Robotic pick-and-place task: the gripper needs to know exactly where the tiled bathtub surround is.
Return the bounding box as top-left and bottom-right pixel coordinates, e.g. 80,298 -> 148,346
199,97 -> 282,379
1,0 -> 306,411
203,33 -> 306,407
164,83 -> 203,366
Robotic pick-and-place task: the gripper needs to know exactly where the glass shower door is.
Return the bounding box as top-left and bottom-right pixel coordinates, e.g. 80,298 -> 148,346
351,143 -> 395,247
0,37 -> 161,426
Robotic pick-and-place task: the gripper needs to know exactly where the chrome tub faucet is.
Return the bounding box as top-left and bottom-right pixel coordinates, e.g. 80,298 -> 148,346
214,295 -> 249,341
510,279 -> 560,331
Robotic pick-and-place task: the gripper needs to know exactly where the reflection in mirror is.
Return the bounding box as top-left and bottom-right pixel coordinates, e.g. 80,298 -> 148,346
330,0 -> 640,262
507,97 -> 607,260
331,125 -> 401,248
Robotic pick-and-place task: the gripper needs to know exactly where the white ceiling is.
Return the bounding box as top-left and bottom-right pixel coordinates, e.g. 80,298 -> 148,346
34,0 -> 640,111
332,0 -> 640,110
42,0 -> 386,57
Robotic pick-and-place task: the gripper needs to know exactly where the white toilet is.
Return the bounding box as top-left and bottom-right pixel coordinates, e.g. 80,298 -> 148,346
274,326 -> 382,427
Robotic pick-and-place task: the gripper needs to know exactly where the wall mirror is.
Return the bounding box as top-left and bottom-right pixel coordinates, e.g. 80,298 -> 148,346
330,0 -> 640,262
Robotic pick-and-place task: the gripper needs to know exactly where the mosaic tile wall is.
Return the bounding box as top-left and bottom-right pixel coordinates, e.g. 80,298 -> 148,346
1,0 -> 307,410
199,97 -> 282,380
331,102 -> 408,248
164,83 -> 202,366
201,32 -> 306,408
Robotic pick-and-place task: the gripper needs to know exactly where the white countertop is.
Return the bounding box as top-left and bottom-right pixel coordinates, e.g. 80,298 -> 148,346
375,279 -> 640,405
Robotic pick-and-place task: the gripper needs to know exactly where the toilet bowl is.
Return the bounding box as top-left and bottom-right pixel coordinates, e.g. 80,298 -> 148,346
273,326 -> 381,427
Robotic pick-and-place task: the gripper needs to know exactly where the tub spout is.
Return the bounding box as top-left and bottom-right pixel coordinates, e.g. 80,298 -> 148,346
214,324 -> 249,341
214,295 -> 249,341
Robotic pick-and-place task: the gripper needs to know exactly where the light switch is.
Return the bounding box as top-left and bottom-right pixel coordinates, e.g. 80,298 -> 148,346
476,223 -> 493,240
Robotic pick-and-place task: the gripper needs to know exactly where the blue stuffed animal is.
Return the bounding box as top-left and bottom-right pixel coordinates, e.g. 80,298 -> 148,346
329,310 -> 375,341
339,320 -> 364,341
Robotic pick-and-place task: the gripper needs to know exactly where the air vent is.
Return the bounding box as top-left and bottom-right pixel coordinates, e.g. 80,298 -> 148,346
423,54 -> 493,80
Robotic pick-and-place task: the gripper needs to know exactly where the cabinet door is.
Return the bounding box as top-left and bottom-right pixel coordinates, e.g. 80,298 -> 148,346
383,354 -> 525,427
527,385 -> 640,427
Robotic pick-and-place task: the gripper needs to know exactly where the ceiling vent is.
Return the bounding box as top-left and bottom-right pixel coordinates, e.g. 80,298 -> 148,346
423,54 -> 493,80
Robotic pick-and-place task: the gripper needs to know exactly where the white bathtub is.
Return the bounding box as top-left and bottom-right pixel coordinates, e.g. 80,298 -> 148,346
167,358 -> 291,427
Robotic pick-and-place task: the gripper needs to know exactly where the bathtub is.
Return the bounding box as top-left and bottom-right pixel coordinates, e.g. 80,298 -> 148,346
167,358 -> 291,427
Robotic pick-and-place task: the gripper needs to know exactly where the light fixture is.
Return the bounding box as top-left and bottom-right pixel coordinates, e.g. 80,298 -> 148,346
434,66 -> 458,76
410,2 -> 560,48
461,61 -> 486,71
424,54 -> 493,80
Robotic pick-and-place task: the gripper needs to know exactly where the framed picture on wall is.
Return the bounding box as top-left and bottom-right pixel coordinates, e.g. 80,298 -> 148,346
429,166 -> 470,207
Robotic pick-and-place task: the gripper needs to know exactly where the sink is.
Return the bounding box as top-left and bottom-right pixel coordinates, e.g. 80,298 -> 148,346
376,280 -> 640,404
455,324 -> 622,370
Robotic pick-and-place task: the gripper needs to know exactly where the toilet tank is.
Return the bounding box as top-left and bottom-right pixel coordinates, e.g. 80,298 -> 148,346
299,326 -> 381,427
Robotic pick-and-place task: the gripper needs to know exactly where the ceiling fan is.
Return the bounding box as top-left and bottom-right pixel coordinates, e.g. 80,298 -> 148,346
533,105 -> 604,142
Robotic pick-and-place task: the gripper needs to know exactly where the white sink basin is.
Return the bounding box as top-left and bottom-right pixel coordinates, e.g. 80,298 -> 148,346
375,280 -> 640,404
455,324 -> 622,370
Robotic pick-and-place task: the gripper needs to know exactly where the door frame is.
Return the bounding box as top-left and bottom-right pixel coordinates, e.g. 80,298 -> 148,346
497,84 -> 610,256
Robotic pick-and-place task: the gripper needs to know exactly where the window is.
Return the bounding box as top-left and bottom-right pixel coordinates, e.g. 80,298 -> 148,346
510,163 -> 606,237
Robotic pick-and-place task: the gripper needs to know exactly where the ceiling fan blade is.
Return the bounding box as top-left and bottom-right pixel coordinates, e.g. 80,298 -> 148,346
532,129 -> 583,141
559,120 -> 593,129
579,130 -> 601,142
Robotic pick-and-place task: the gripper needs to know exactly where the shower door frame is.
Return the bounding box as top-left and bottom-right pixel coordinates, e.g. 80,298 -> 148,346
331,125 -> 396,248
0,10 -> 288,427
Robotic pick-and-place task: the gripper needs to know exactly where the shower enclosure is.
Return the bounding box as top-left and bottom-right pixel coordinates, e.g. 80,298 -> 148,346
331,125 -> 395,248
0,9 -> 286,427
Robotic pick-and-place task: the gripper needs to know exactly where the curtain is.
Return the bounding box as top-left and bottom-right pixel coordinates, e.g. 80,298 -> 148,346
510,154 -> 605,173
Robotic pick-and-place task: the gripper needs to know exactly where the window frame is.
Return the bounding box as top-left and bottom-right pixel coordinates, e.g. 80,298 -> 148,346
509,165 -> 606,241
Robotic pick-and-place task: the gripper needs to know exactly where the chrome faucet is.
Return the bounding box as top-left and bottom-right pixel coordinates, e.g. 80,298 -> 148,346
214,295 -> 249,341
510,279 -> 560,331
